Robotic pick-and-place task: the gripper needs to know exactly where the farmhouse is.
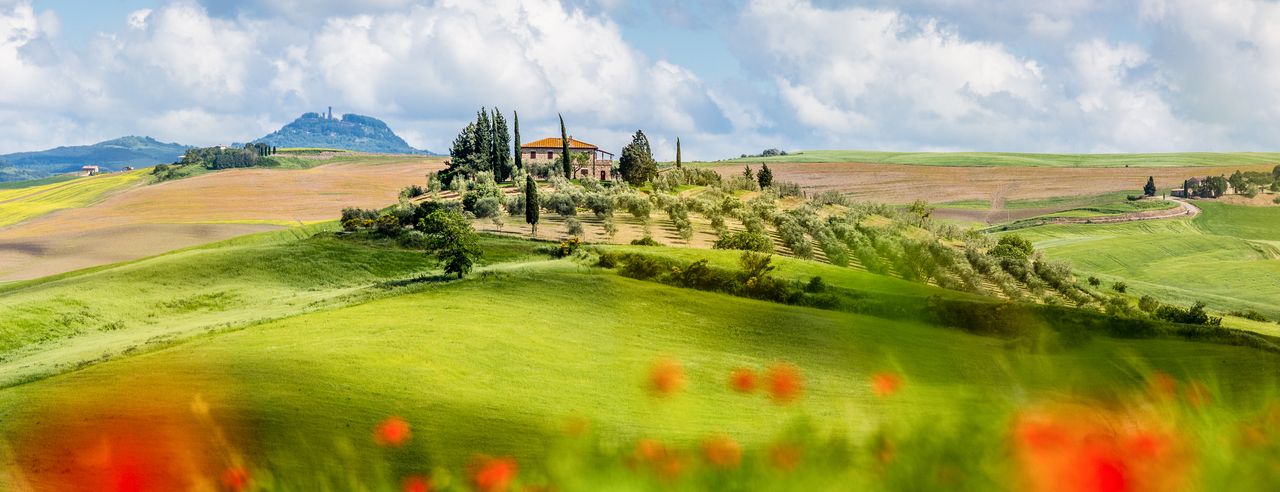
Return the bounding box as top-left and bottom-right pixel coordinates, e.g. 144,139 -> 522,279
80,165 -> 100,176
520,137 -> 615,180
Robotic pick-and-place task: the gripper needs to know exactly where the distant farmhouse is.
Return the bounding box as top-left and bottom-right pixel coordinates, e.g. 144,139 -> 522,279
520,137 -> 615,180
80,165 -> 99,176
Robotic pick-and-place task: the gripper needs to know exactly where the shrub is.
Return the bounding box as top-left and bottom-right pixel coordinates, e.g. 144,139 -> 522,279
400,184 -> 426,199
1087,276 -> 1101,287
505,193 -> 526,215
630,236 -> 660,246
772,181 -> 805,199
1228,310 -> 1270,322
1111,282 -> 1128,293
1155,301 -> 1221,326
618,253 -> 668,279
812,191 -> 850,207
585,193 -> 614,218
565,217 -> 584,236
542,192 -> 578,216
1138,295 -> 1160,313
472,196 -> 502,219
602,218 -> 617,239
805,276 -> 827,293
714,231 -> 773,252
991,235 -> 1034,260
553,237 -> 582,258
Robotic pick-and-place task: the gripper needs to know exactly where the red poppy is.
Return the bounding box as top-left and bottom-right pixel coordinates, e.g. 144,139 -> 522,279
870,372 -> 903,397
374,417 -> 412,447
221,466 -> 250,491
729,368 -> 757,393
765,363 -> 803,403
701,435 -> 742,470
649,358 -> 685,397
634,439 -> 668,463
402,475 -> 431,492
1012,406 -> 1188,492
768,442 -> 803,472
470,456 -> 518,492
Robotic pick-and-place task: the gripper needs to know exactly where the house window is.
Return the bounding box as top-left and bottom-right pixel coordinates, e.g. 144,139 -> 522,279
547,151 -> 554,159
529,151 -> 536,159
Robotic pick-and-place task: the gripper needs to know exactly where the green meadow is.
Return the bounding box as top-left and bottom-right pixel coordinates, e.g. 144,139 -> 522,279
2,220 -> 1280,489
710,150 -> 1280,168
1013,202 -> 1280,321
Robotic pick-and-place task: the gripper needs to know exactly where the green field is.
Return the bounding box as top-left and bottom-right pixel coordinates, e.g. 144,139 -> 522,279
3,222 -> 1280,489
0,170 -> 147,228
1013,203 -> 1280,320
706,150 -> 1280,168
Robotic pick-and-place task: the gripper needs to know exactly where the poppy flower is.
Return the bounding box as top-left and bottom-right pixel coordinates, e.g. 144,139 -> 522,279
374,417 -> 412,447
870,372 -> 903,397
634,439 -> 669,463
729,368 -> 757,393
470,456 -> 518,492
221,466 -> 250,491
1012,407 -> 1188,492
649,358 -> 685,397
402,475 -> 431,492
765,363 -> 803,403
701,435 -> 742,470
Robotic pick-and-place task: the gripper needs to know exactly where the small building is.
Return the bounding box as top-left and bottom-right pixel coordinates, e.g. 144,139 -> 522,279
122,166 -> 134,171
520,137 -> 615,180
81,165 -> 100,176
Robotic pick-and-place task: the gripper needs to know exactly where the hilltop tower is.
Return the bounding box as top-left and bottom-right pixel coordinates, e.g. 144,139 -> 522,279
328,106 -> 333,120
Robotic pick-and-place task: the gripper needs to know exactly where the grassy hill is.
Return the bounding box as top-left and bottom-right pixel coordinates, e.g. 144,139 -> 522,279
2,224 -> 1279,489
1012,202 -> 1280,321
712,150 -> 1280,168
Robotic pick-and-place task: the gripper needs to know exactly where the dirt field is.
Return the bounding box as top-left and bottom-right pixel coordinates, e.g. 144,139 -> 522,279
713,162 -> 1276,204
0,156 -> 442,281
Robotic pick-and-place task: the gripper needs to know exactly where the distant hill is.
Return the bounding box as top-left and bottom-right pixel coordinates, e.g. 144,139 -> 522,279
0,136 -> 189,181
253,113 -> 428,154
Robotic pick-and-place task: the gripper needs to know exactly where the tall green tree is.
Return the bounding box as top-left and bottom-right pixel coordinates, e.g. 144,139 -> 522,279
1143,176 -> 1157,196
492,109 -> 511,181
525,175 -> 540,235
559,113 -> 571,179
742,165 -> 754,180
420,209 -> 482,279
675,138 -> 682,169
618,130 -> 658,186
475,108 -> 493,173
757,163 -> 774,188
512,111 -> 522,171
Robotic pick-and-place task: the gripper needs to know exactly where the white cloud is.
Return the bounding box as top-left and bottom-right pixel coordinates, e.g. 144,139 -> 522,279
737,0 -> 1050,147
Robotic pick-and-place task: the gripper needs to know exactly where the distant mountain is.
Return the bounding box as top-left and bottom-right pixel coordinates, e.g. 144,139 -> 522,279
253,113 -> 428,154
0,136 -> 190,180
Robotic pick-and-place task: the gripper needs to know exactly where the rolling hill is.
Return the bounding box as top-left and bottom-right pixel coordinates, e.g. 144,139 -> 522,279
253,112 -> 428,154
0,136 -> 188,181
1,225 -> 1277,490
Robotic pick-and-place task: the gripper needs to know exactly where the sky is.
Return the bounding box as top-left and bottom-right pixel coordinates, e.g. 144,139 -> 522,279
2,0 -> 1279,160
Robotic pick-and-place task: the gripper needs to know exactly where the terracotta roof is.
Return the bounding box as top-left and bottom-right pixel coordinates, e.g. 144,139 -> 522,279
521,137 -> 598,150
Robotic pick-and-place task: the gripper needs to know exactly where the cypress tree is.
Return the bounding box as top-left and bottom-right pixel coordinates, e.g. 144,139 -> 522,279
757,163 -> 774,188
1144,176 -> 1157,196
492,108 -> 511,181
512,111 -> 522,170
559,113 -> 571,179
475,108 -> 492,173
675,138 -> 682,169
525,175 -> 539,236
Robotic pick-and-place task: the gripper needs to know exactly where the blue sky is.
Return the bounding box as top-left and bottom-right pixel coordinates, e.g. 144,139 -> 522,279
3,0 -> 1280,159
